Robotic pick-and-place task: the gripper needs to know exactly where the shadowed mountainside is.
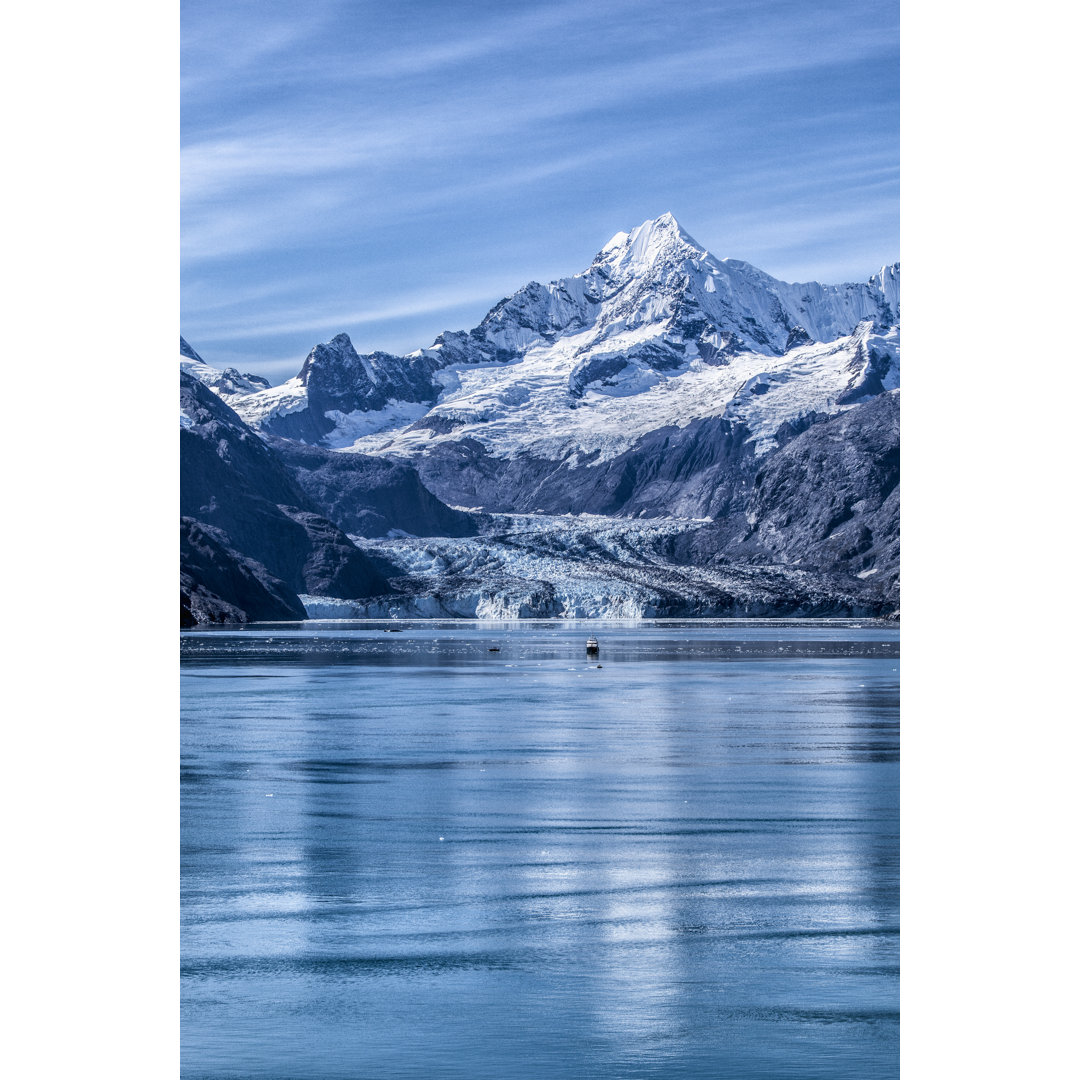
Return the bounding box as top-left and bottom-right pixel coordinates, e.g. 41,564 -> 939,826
180,373 -> 390,621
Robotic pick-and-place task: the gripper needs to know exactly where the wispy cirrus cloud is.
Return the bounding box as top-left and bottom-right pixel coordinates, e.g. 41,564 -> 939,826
180,0 -> 899,379
192,281 -> 524,342
182,1 -> 896,205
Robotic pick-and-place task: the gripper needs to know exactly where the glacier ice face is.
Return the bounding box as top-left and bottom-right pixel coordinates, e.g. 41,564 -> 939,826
291,510 -> 892,620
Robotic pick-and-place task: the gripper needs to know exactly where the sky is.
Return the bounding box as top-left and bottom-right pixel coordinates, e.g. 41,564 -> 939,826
181,0 -> 899,383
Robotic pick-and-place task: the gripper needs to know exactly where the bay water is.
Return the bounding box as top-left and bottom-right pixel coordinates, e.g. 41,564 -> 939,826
181,620 -> 899,1079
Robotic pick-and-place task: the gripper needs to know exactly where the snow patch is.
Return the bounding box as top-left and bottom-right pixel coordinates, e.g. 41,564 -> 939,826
322,400 -> 432,447
232,378 -> 309,425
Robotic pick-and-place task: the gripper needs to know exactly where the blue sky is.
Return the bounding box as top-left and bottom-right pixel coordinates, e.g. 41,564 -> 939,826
181,0 -> 899,382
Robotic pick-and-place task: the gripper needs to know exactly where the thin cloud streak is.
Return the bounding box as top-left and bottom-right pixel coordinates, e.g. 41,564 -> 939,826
181,0 -> 602,101
182,28 -> 895,202
180,146 -> 627,261
193,282 -> 522,342
180,0 -> 899,381
183,0 -> 894,102
180,7 -> 335,100
354,4 -> 607,81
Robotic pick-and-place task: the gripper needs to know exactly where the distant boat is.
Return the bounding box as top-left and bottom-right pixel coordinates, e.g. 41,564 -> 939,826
488,646 -> 500,652
586,636 -> 599,655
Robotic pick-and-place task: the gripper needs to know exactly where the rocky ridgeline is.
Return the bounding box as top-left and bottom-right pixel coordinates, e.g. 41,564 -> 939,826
180,215 -> 899,623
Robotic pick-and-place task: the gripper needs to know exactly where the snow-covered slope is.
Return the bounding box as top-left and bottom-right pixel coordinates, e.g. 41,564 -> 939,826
187,215 -> 898,521
221,215 -> 897,469
180,336 -> 270,399
345,317 -> 897,466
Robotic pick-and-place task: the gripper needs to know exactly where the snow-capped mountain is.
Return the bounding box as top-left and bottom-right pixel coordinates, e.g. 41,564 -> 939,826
228,214 -> 897,473
217,214 -> 897,520
181,215 -> 900,622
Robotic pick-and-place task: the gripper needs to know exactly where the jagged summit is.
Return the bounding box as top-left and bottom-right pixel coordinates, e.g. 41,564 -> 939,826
198,216 -> 898,482
299,332 -> 362,384
595,212 -> 706,271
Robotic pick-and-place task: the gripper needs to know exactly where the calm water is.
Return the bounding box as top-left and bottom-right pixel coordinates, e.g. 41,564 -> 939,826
181,621 -> 899,1079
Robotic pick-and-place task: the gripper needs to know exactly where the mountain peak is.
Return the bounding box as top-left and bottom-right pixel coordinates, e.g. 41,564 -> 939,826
645,210 -> 687,235
180,336 -> 204,363
596,213 -> 706,275
299,331 -> 362,386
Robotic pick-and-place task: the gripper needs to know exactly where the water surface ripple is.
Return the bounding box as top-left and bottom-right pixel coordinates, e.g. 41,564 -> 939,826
182,620 -> 899,1079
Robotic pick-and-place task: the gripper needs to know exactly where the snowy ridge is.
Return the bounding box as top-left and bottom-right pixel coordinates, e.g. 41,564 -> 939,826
180,338 -> 271,401
205,214 -> 897,465
345,319 -> 898,464
229,375 -> 309,424
421,211 -> 897,365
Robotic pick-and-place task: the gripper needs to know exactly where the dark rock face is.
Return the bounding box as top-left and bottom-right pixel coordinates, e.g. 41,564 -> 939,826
273,441 -> 480,538
180,518 -> 306,625
260,333 -> 441,442
179,336 -> 203,362
626,395 -> 899,608
180,372 -> 389,621
568,354 -> 629,398
732,392 -> 900,602
785,325 -> 813,350
410,415 -> 769,520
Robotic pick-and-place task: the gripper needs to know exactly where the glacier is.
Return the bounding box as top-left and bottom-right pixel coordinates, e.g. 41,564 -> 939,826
292,512 -> 891,621
181,214 -> 899,623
